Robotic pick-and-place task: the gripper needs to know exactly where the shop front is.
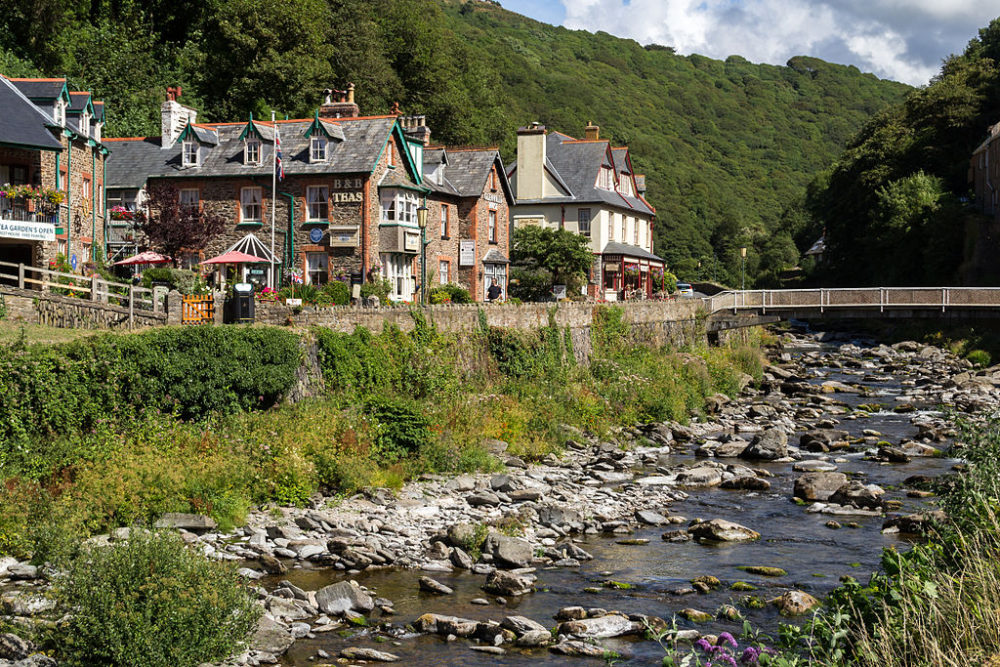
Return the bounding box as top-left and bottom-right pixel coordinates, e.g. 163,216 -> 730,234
600,242 -> 666,301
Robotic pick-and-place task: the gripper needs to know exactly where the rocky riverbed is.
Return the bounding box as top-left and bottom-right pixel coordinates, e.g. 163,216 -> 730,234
2,329 -> 997,666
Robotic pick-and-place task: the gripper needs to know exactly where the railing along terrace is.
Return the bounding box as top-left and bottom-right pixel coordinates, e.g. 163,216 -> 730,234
0,194 -> 59,224
0,261 -> 164,324
705,287 -> 1000,314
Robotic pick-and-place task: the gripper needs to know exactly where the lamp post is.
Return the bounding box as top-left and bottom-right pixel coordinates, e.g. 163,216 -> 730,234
416,202 -> 428,305
740,246 -> 747,291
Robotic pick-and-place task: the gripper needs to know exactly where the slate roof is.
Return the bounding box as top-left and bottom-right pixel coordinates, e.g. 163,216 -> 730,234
92,101 -> 105,122
506,131 -> 655,216
0,77 -> 63,151
482,248 -> 509,264
8,78 -> 66,101
105,116 -> 401,188
421,147 -> 514,203
68,91 -> 92,113
602,241 -> 663,262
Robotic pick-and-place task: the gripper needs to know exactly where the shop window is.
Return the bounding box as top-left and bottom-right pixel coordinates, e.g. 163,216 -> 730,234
240,186 -> 262,222
578,208 -> 591,237
306,252 -> 329,285
306,186 -> 329,221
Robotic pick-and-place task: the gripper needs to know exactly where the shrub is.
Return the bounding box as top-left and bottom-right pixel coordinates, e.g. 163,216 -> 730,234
54,531 -> 260,667
359,278 -> 392,303
429,283 -> 472,304
363,397 -> 432,464
966,349 -> 991,367
141,267 -> 203,294
509,266 -> 553,301
321,280 -> 351,306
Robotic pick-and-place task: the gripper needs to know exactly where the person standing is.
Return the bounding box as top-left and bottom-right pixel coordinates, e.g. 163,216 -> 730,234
486,281 -> 503,302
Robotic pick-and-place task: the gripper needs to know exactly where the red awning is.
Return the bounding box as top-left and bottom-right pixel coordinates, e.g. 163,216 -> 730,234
201,250 -> 270,265
112,251 -> 172,266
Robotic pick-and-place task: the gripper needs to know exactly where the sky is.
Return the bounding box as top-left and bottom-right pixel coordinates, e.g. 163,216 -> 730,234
499,0 -> 1000,86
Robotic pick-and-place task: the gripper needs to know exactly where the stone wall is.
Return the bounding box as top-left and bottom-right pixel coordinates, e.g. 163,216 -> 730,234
0,287 -> 167,330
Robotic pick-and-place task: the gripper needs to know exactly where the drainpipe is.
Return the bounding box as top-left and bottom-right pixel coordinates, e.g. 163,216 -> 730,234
280,191 -> 295,279
91,150 -> 96,263
362,179 -> 370,281
66,137 -> 72,262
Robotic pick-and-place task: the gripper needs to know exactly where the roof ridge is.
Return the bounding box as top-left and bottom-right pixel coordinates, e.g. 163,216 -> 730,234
69,91 -> 91,95
444,145 -> 498,152
103,136 -> 156,142
6,77 -> 66,82
562,139 -> 607,144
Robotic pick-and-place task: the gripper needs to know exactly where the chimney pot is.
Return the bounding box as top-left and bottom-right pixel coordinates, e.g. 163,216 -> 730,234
585,121 -> 600,141
319,84 -> 359,119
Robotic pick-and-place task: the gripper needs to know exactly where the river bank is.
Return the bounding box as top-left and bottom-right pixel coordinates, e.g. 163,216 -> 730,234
1,325 -> 995,665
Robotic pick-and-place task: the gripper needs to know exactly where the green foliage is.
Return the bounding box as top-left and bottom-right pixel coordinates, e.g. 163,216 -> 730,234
0,327 -> 301,472
809,18 -> 1000,285
54,531 -> 260,667
360,278 -> 392,303
141,267 -> 204,294
322,280 -> 352,306
364,396 -> 432,464
511,226 -> 594,295
509,266 -> 554,301
428,283 -> 472,304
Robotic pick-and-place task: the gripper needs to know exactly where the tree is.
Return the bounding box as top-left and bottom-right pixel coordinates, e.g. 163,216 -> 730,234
136,183 -> 229,261
510,227 -> 593,296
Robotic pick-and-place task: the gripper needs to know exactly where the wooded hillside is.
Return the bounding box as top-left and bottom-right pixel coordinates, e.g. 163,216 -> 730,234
0,0 -> 911,285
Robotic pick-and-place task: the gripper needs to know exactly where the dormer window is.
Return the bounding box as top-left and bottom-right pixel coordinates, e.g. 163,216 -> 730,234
53,101 -> 65,127
310,136 -> 327,162
182,140 -> 199,167
597,166 -> 614,190
93,123 -> 102,142
245,138 -> 261,165
79,111 -> 90,137
619,175 -> 633,196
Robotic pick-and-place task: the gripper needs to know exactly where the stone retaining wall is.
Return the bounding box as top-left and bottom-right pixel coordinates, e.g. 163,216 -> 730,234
0,287 -> 168,330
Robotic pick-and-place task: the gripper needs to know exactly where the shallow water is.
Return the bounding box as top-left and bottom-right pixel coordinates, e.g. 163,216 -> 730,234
277,344 -> 959,665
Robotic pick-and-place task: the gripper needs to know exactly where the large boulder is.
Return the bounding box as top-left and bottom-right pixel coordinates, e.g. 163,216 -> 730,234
714,439 -> 750,458
675,466 -> 723,487
483,570 -> 535,596
0,633 -> 31,660
251,616 -> 294,656
829,481 -> 885,510
558,614 -> 639,639
799,429 -> 849,452
740,428 -> 788,460
340,647 -> 400,662
153,512 -> 217,533
793,472 -> 848,502
486,535 -> 534,569
314,580 -> 374,615
772,590 -> 820,616
689,519 -> 760,543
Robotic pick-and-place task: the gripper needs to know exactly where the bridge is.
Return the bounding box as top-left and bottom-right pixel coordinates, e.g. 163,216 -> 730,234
703,287 -> 1000,325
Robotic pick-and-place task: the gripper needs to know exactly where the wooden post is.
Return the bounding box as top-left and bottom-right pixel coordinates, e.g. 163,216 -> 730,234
17,263 -> 23,289
128,284 -> 134,329
90,275 -> 98,302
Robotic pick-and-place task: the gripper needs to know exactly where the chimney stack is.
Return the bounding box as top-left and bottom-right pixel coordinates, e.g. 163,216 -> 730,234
319,83 -> 359,119
585,121 -> 600,141
400,114 -> 431,146
515,122 -> 547,201
161,86 -> 197,149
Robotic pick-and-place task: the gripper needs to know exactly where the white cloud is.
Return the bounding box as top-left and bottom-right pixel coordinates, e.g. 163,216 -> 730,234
561,0 -> 1000,85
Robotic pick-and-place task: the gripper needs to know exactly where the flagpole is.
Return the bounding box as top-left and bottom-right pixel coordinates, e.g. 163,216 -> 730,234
270,110 -> 277,289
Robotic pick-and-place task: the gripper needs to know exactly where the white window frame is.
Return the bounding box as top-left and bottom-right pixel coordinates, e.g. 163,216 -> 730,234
93,122 -> 102,142
306,252 -> 329,285
598,166 -> 614,190
488,209 -> 497,243
306,185 -> 329,221
179,188 -> 199,211
182,140 -> 199,167
240,186 -> 263,223
578,208 -> 591,237
484,263 -> 507,301
245,138 -> 261,165
439,260 -> 449,285
441,205 -> 449,238
53,101 -> 65,127
382,253 -> 415,302
620,175 -> 633,196
310,136 -> 327,162
380,189 -> 419,225
79,111 -> 90,137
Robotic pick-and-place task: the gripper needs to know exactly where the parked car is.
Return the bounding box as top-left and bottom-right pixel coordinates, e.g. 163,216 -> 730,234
676,282 -> 694,297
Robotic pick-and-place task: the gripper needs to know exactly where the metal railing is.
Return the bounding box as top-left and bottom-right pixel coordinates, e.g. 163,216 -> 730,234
0,195 -> 59,225
705,287 -> 1000,315
0,261 -> 164,322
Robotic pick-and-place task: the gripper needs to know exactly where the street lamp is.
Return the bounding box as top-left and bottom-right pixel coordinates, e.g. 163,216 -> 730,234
740,246 -> 747,291
416,202 -> 428,305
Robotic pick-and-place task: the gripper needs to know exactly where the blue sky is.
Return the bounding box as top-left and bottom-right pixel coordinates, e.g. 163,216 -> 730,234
499,0 -> 1000,85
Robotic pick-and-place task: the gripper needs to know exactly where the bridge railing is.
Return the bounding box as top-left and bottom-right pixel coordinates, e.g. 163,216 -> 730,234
705,287 -> 1000,314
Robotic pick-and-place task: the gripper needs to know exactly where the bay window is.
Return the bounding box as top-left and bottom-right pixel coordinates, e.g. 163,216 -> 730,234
380,189 -> 418,224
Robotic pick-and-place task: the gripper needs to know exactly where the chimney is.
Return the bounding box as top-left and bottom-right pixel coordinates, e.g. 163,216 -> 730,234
401,114 -> 431,146
516,122 -> 547,201
319,83 -> 359,119
161,86 -> 196,149
585,121 -> 600,141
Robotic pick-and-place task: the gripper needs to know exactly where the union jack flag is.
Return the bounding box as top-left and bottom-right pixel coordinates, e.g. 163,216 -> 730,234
275,126 -> 285,181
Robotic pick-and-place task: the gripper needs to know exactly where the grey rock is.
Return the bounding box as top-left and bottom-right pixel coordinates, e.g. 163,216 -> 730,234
829,481 -> 885,510
314,581 -> 374,615
483,570 -> 535,596
418,576 -> 454,595
0,593 -> 55,616
675,466 -> 723,487
4,564 -> 37,581
559,613 -> 639,639
450,547 -> 474,569
467,491 -> 501,507
550,640 -> 611,657
488,535 -> 533,569
793,472 -> 848,502
0,634 -> 31,660
689,519 -> 760,542
501,615 -> 549,635
740,428 -> 788,460
340,647 -> 400,662
251,616 -> 294,656
721,475 -> 771,491
635,510 -> 669,526
516,629 -> 553,647
714,439 -> 750,458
